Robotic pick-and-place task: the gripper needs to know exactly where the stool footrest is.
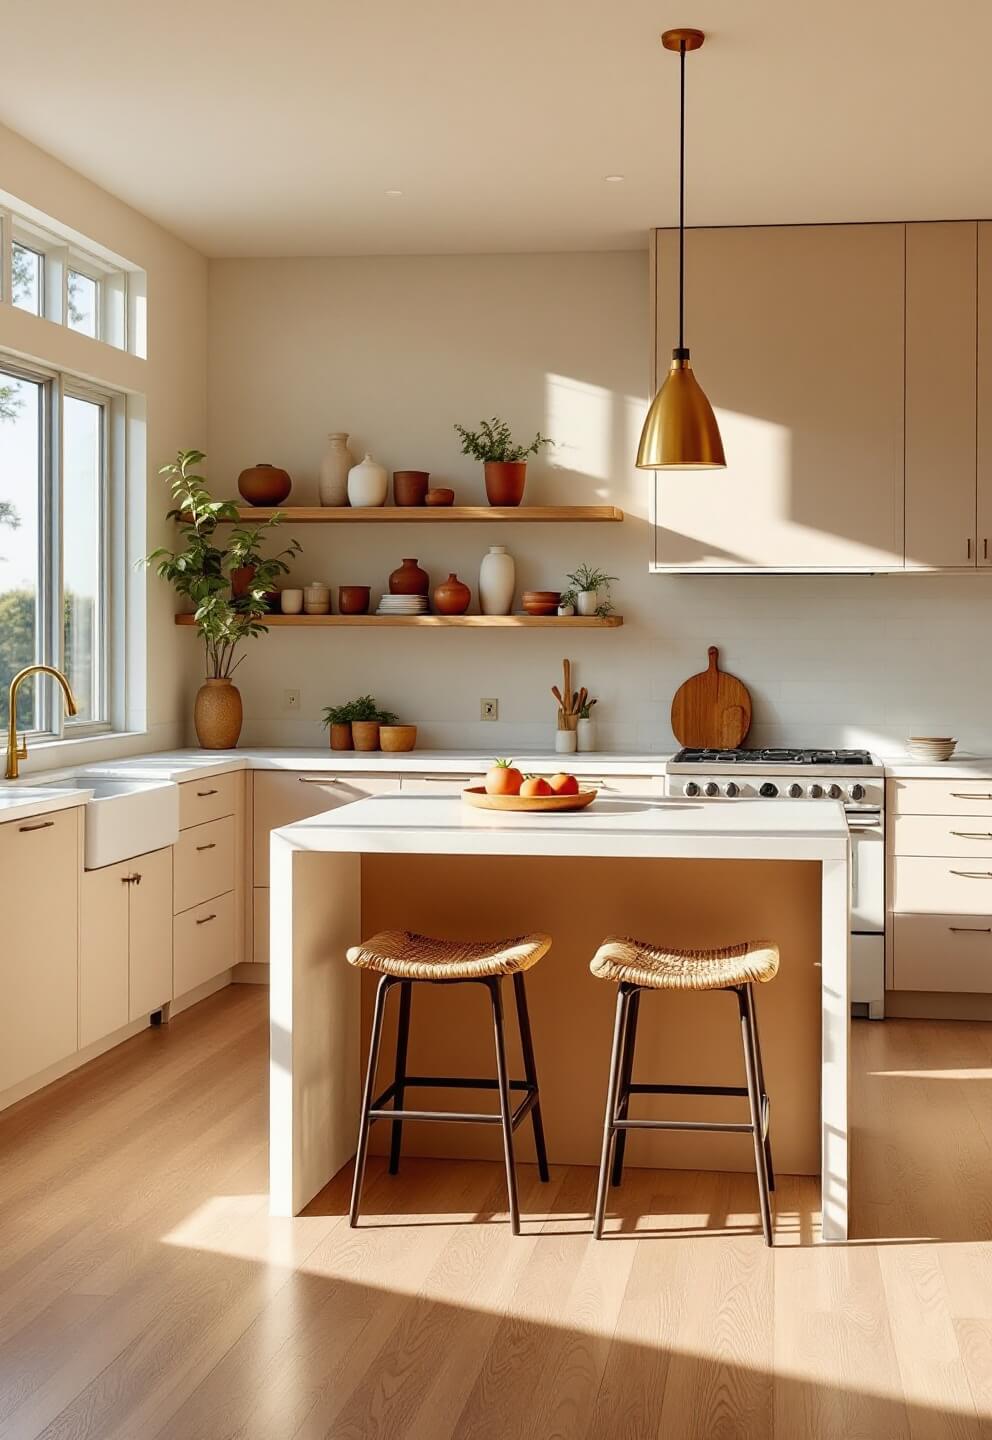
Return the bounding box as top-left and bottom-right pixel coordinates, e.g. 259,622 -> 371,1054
613,1117 -> 755,1133
368,1077 -> 539,1131
627,1082 -> 749,1098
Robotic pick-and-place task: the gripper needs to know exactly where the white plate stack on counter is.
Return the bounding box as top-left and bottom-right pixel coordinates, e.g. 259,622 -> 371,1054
905,736 -> 957,762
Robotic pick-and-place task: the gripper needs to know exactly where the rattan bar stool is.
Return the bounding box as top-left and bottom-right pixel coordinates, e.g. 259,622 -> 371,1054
589,935 -> 779,1245
346,928 -> 552,1234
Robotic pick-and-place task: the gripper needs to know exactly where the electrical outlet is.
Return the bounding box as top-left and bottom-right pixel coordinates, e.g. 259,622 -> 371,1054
283,689 -> 301,711
481,698 -> 499,721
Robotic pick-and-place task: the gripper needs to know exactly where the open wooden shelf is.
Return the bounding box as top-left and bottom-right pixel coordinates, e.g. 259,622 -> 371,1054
217,505 -> 624,524
175,613 -> 624,629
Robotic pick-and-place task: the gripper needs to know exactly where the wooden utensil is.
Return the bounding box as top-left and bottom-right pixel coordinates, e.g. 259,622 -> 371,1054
670,646 -> 752,748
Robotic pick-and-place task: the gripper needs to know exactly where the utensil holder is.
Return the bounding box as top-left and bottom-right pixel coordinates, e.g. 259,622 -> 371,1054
555,729 -> 578,754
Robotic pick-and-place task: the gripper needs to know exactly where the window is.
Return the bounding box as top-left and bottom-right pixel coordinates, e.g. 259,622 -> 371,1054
11,241 -> 43,316
0,360 -> 115,737
67,269 -> 98,338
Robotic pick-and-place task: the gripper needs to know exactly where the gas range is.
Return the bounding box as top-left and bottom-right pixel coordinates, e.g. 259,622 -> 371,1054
666,747 -> 884,810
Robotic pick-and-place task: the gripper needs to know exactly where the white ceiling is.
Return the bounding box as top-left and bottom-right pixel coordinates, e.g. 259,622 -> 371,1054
3,0 -> 990,257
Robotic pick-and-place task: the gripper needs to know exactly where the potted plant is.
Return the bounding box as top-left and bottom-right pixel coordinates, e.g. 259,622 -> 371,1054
146,449 -> 301,749
557,587 -> 577,618
322,700 -> 359,751
454,417 -> 551,507
566,563 -> 618,617
576,697 -> 598,752
327,694 -> 399,752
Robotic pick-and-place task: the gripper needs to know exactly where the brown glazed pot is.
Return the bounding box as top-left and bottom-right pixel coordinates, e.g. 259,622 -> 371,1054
194,678 -> 243,750
329,722 -> 353,750
231,564 -> 255,599
393,470 -> 430,507
484,460 -> 527,507
389,557 -> 430,595
338,585 -> 371,615
433,573 -> 471,615
238,463 -> 292,506
425,487 -> 455,507
351,720 -> 381,751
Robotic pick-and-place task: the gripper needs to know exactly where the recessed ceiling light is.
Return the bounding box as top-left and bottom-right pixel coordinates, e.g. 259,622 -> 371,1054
604,174 -> 625,183
385,189 -> 403,196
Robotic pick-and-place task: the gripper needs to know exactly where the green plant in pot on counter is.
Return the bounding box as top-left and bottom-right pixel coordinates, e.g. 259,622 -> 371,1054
146,449 -> 301,750
454,416 -> 551,508
566,563 -> 617,618
322,695 -> 398,752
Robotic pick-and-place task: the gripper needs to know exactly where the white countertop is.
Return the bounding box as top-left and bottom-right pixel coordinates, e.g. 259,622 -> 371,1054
0,786 -> 91,822
878,754 -> 992,779
275,792 -> 850,862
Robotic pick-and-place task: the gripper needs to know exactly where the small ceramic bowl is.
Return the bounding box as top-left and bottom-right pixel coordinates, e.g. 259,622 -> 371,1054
379,724 -> 417,752
522,591 -> 561,616
338,584 -> 371,615
425,487 -> 455,507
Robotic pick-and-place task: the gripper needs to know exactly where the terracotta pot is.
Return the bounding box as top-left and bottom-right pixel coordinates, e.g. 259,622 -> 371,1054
393,470 -> 430,507
484,460 -> 527,507
425,487 -> 455,507
389,557 -> 429,596
379,724 -> 417,753
238,463 -> 292,506
194,678 -> 243,750
433,573 -> 471,615
338,585 -> 371,615
329,722 -> 353,750
231,564 -> 256,599
351,719 -> 381,751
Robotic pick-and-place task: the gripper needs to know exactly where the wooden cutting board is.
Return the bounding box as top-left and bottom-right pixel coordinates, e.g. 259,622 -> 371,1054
671,646 -> 752,749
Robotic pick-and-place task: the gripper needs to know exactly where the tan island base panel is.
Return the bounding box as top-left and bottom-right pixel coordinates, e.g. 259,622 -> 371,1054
360,854 -> 822,1177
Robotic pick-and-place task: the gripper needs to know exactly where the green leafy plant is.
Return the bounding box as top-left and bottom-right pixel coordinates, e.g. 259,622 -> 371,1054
454,417 -> 552,464
322,695 -> 398,727
578,698 -> 598,720
145,449 -> 301,680
558,587 -> 577,609
566,563 -> 617,594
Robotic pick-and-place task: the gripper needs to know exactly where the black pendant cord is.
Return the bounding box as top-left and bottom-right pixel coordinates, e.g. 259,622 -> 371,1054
678,38 -> 686,355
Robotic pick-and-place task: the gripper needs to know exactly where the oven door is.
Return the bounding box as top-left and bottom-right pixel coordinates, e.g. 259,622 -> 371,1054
848,810 -> 884,933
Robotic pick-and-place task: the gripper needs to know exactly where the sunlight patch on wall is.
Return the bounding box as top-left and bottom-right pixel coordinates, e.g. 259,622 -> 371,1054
544,372 -> 649,518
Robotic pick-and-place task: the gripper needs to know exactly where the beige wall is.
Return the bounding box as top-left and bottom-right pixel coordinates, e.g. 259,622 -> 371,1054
0,122 -> 207,768
206,251 -> 992,755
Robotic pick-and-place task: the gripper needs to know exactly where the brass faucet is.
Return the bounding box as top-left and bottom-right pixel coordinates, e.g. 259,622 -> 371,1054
5,665 -> 79,780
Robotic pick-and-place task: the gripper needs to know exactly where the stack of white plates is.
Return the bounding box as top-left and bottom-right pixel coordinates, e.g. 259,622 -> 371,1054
906,736 -> 957,761
376,594 -> 429,616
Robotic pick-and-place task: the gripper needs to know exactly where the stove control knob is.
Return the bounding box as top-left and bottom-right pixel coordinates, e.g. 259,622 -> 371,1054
684,781 -> 700,797
849,782 -> 866,802
826,783 -> 842,800
724,782 -> 739,798
787,783 -> 803,798
808,783 -> 823,799
759,782 -> 778,798
704,782 -> 720,797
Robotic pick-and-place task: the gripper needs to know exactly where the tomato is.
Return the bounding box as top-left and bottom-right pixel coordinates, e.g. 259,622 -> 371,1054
520,776 -> 553,797
549,773 -> 579,795
485,758 -> 523,796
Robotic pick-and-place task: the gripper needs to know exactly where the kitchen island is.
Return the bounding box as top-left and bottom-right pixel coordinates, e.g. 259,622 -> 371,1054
269,789 -> 852,1240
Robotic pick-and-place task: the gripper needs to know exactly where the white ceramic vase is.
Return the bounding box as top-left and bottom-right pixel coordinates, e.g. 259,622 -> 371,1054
555,729 -> 578,754
479,545 -> 515,615
347,453 -> 388,508
319,432 -> 354,507
576,717 -> 595,752
576,590 -> 599,616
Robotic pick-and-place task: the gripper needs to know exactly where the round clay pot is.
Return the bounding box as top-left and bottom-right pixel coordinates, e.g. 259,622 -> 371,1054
194,678 -> 243,750
389,557 -> 429,596
238,463 -> 292,506
329,722 -> 353,750
338,585 -> 371,615
484,460 -> 527,507
351,719 -> 381,751
393,470 -> 430,507
425,487 -> 455,507
379,725 -> 417,753
433,573 -> 471,615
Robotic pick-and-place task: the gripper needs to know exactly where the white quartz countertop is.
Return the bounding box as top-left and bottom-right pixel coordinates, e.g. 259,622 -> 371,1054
274,793 -> 850,862
879,754 -> 992,779
0,786 -> 91,822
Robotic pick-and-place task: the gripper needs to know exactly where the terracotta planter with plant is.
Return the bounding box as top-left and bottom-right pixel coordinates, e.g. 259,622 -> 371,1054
323,696 -> 397,754
454,417 -> 551,508
146,449 -> 301,749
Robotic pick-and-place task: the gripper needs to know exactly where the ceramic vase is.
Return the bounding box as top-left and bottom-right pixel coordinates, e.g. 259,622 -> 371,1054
319,433 -> 354,507
484,461 -> 527,507
194,678 -> 243,750
433,573 -> 471,615
238,463 -> 292,506
347,453 -> 388,507
576,717 -> 596,752
576,590 -> 599,616
389,557 -> 430,595
555,729 -> 578,754
303,580 -> 331,614
479,545 -> 515,615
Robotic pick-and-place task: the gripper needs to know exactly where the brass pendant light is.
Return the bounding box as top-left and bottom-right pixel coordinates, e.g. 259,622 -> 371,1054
636,28 -> 726,470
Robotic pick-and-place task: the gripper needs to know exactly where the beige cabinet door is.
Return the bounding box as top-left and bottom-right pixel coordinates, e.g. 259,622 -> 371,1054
252,772 -> 401,885
905,222 -> 978,569
0,808 -> 80,1092
652,223 -> 905,571
80,860 -> 130,1048
979,223 -> 992,567
128,847 -> 173,1021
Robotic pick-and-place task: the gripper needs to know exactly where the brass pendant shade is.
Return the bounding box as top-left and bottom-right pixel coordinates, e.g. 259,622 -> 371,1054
636,29 -> 726,470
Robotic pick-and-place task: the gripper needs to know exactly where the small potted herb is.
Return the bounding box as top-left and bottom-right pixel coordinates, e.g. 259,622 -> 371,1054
322,700 -> 360,751
566,563 -> 618,617
330,694 -> 399,752
557,587 -> 577,618
454,416 -> 551,507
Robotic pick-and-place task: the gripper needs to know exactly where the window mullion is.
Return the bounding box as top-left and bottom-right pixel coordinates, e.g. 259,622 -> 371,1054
47,373 -> 65,735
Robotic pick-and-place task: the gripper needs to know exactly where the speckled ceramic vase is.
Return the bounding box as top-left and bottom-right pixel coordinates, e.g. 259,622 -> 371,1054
194,678 -> 243,750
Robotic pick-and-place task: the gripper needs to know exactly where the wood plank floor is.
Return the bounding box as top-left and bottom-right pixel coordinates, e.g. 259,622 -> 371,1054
2,985 -> 992,1438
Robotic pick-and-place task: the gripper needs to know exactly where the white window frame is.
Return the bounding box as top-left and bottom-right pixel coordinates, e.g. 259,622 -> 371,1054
0,353 -> 121,740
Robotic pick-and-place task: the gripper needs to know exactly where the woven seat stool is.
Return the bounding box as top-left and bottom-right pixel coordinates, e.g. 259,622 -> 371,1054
589,935 -> 779,1245
346,928 -> 552,1234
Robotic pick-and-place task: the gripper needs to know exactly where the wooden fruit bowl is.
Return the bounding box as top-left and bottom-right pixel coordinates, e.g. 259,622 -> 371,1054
461,785 -> 597,813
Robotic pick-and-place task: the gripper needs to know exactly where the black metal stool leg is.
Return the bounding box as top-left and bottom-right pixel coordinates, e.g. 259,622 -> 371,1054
744,982 -> 775,1191
594,983 -> 633,1239
389,981 -> 412,1176
350,975 -> 393,1227
513,971 -> 550,1182
611,986 -> 641,1188
738,986 -> 774,1246
488,977 -> 521,1235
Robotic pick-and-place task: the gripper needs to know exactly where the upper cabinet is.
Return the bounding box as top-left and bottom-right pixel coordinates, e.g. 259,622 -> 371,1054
651,224 -> 906,572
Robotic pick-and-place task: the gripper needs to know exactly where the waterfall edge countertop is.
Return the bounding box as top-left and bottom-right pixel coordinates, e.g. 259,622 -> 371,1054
268,792 -> 852,1241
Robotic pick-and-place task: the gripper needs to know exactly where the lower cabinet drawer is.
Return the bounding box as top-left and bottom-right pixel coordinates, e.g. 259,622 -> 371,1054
889,856 -> 992,914
252,887 -> 269,965
173,815 -> 235,913
179,771 -> 241,830
174,892 -> 235,996
891,814 -> 992,858
892,912 -> 992,993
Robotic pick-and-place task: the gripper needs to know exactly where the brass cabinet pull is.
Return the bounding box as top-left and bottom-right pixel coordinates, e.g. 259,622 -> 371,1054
968,537 -> 973,560
121,873 -> 141,885
950,793 -> 992,801
950,831 -> 992,839
195,912 -> 217,925
419,775 -> 480,783
196,788 -> 218,797
949,925 -> 992,933
949,870 -> 992,878
298,776 -> 345,785
18,819 -> 54,833
195,842 -> 216,852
